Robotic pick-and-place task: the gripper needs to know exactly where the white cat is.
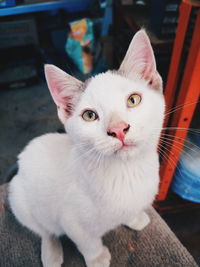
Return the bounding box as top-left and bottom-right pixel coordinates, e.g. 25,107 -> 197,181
8,30 -> 165,267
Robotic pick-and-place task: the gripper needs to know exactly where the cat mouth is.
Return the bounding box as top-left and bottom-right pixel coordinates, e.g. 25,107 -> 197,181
122,143 -> 135,149
117,142 -> 136,152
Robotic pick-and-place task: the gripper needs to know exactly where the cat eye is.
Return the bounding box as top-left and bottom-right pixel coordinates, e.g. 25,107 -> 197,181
127,94 -> 141,107
82,110 -> 98,121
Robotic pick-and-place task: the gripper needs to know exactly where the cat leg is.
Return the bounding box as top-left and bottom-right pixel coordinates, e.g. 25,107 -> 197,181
62,224 -> 111,267
126,211 -> 150,231
75,235 -> 111,267
41,234 -> 63,267
85,245 -> 111,267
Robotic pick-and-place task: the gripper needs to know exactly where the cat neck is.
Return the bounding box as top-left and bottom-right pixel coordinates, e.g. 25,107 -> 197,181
70,144 -> 159,201
71,143 -> 157,178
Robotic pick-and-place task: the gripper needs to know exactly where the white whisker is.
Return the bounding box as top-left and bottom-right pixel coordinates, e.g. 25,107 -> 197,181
159,135 -> 199,155
160,133 -> 200,151
158,144 -> 184,180
159,137 -> 193,161
165,100 -> 200,117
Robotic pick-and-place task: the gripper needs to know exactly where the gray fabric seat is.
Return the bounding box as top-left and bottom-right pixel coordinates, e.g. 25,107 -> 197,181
0,184 -> 198,267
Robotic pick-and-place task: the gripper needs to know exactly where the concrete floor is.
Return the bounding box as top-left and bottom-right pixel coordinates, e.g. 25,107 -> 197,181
0,81 -> 61,184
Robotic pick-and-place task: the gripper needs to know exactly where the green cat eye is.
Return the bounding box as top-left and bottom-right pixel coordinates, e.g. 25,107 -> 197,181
127,94 -> 141,107
82,110 -> 98,121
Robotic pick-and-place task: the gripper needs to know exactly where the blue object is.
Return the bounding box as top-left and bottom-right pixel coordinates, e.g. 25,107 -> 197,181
172,137 -> 200,203
191,134 -> 200,147
101,0 -> 112,36
65,18 -> 94,74
0,0 -> 15,8
0,0 -> 90,16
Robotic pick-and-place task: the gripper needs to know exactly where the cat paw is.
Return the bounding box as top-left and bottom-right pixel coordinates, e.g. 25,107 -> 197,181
42,253 -> 63,267
86,246 -> 111,267
127,212 -> 150,231
42,250 -> 63,267
41,236 -> 64,267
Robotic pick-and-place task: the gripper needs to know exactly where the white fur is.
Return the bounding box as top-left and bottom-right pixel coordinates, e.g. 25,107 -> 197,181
9,31 -> 165,267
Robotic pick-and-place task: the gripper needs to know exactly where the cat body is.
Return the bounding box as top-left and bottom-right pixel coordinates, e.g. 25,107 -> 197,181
8,30 -> 165,267
9,132 -> 159,237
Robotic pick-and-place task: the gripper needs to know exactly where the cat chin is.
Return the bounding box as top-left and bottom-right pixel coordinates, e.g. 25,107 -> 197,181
98,143 -> 138,161
114,147 -> 138,160
94,139 -> 138,158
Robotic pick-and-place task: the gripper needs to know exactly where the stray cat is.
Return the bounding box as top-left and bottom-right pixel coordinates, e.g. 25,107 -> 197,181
8,30 -> 165,267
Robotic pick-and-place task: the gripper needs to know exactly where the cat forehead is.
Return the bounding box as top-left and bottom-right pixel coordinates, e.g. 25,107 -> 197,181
83,71 -> 147,97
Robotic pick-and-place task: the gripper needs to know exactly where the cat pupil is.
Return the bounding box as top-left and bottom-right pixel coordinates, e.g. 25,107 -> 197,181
131,97 -> 135,104
88,111 -> 93,118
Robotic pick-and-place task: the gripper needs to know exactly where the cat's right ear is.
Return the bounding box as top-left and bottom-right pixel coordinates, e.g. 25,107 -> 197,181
119,30 -> 162,91
44,64 -> 83,124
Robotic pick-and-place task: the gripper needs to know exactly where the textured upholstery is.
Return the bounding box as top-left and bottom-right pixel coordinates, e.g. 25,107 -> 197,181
0,184 -> 198,267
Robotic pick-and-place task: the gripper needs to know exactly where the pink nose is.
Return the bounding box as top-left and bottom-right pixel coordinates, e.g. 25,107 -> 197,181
107,122 -> 130,142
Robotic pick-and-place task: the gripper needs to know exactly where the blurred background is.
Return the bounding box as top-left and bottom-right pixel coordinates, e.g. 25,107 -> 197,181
0,0 -> 199,264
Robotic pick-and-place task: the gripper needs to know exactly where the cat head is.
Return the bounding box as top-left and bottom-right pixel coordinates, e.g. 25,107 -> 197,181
45,30 -> 165,160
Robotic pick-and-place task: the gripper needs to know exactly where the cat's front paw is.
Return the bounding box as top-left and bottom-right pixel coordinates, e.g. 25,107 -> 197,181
86,246 -> 111,267
42,248 -> 63,267
41,236 -> 63,267
127,212 -> 150,231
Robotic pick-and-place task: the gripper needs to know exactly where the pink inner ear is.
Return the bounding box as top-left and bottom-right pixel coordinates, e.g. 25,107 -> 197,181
119,30 -> 156,81
45,64 -> 83,107
44,64 -> 83,123
45,65 -> 70,107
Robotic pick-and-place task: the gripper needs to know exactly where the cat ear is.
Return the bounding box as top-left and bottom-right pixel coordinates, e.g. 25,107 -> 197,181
119,30 -> 162,91
44,64 -> 83,124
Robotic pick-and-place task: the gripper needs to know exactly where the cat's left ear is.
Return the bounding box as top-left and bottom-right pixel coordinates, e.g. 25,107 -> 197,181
44,64 -> 83,124
119,30 -> 162,91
